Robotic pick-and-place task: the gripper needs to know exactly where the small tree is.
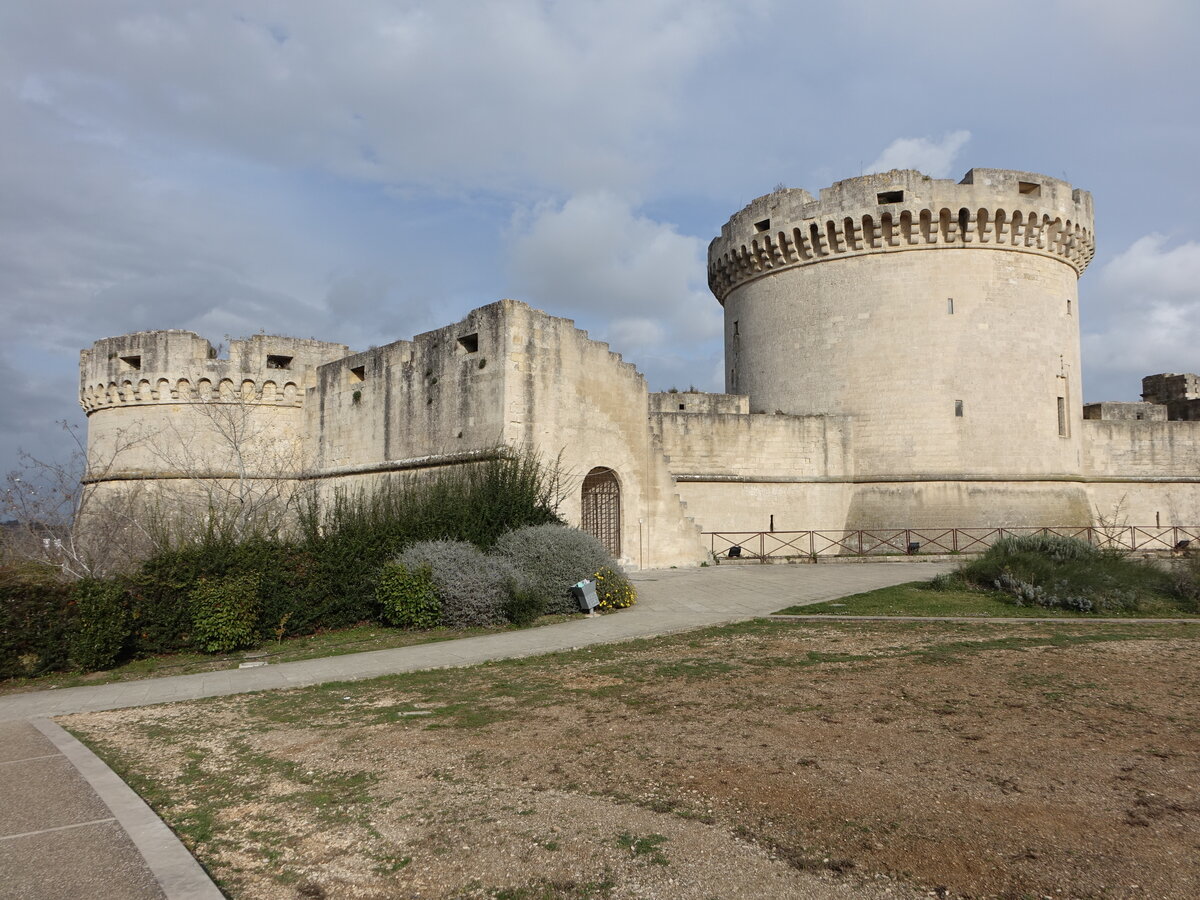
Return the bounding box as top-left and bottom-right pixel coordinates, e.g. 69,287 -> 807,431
2,422 -> 154,578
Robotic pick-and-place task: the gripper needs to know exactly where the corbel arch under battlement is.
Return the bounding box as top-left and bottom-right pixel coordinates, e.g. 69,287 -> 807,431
707,203 -> 1096,302
79,374 -> 308,414
707,170 -> 1095,303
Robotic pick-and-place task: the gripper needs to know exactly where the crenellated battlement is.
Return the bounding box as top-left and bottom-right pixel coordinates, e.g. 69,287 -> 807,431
708,168 -> 1095,302
79,330 -> 348,413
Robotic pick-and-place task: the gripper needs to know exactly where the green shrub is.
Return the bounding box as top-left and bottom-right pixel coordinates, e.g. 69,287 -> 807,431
959,534 -> 1172,613
928,571 -> 968,592
990,534 -> 1102,562
504,585 -> 547,626
69,579 -> 130,670
298,450 -> 563,608
592,565 -> 637,610
1169,555 -> 1200,614
189,574 -> 260,653
492,524 -> 613,615
396,540 -> 517,628
376,563 -> 441,628
0,563 -> 74,679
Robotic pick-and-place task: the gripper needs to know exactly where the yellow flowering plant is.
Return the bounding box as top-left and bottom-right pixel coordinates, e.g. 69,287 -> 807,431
592,565 -> 637,610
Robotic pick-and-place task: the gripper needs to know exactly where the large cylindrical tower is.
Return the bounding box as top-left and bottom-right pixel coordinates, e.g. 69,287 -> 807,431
708,168 -> 1096,527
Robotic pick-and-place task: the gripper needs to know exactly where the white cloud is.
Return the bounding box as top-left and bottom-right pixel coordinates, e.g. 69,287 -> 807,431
1081,234 -> 1200,399
507,191 -> 722,388
866,130 -> 971,178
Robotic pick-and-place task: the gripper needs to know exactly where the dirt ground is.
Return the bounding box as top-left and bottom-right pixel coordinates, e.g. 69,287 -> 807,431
66,620 -> 1200,899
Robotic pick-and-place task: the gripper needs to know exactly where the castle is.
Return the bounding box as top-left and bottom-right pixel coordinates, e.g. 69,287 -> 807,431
79,168 -> 1200,568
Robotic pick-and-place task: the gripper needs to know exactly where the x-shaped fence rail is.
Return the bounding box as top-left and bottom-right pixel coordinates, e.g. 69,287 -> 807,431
704,526 -> 1200,562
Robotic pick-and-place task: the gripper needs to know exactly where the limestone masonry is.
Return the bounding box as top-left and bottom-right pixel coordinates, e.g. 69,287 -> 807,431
79,168 -> 1200,567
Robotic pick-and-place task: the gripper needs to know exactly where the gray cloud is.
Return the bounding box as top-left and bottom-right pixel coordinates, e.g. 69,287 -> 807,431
507,191 -> 722,387
1081,234 -> 1200,400
3,0 -> 741,196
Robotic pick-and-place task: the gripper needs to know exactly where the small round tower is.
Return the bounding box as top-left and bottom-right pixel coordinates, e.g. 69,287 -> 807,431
708,168 -> 1096,527
79,330 -> 348,527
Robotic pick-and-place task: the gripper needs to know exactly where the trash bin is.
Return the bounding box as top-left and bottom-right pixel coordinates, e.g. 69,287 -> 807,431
570,579 -> 600,612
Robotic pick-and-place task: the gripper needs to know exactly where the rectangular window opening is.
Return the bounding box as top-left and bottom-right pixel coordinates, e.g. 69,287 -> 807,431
947,297 -> 955,314
754,218 -> 770,233
348,364 -> 366,382
118,354 -> 142,371
678,403 -> 686,410
955,399 -> 964,417
877,190 -> 904,204
1057,396 -> 1067,436
1066,298 -> 1072,315
1018,181 -> 1042,196
266,354 -> 293,370
733,320 -> 740,335
457,333 -> 479,354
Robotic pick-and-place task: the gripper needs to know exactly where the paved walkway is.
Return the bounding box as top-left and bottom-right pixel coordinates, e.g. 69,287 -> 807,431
0,561 -> 953,899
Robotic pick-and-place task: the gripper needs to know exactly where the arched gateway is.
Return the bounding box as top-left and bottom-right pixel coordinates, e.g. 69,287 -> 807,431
581,467 -> 621,557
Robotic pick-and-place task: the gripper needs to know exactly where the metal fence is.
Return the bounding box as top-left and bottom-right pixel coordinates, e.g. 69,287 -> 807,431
703,526 -> 1200,562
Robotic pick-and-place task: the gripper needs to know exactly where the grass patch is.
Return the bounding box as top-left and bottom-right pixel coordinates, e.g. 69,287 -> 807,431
616,831 -> 669,866
64,614 -> 1200,897
0,616 -> 575,698
777,581 -> 1200,618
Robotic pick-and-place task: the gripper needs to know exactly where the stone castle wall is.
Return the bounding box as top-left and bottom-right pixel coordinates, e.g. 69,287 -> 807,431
77,167 -> 1200,565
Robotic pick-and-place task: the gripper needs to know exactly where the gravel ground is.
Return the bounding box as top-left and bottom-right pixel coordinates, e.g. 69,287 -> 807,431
65,619 -> 1200,899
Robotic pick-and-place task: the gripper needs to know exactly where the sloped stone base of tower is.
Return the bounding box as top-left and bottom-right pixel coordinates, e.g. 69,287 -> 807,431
843,481 -> 1095,530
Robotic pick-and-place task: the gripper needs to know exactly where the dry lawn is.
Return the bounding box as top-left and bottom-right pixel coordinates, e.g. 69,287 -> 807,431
65,619 -> 1200,899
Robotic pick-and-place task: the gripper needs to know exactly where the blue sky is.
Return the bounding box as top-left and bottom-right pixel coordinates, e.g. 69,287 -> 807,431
2,0 -> 1199,478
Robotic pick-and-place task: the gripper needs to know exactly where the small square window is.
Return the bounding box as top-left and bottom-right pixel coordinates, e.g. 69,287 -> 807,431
118,354 -> 142,371
348,365 -> 365,382
457,333 -> 479,354
754,218 -> 771,233
678,403 -> 685,411
877,190 -> 904,204
266,354 -> 293,370
955,400 -> 964,417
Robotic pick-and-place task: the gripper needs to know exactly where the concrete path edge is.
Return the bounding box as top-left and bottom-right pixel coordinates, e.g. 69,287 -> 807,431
32,718 -> 224,900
